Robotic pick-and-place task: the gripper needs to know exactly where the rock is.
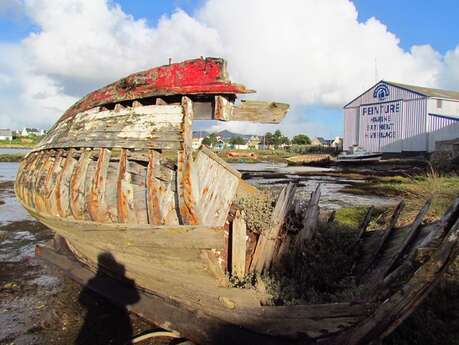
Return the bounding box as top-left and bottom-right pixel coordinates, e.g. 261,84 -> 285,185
0,230 -> 7,241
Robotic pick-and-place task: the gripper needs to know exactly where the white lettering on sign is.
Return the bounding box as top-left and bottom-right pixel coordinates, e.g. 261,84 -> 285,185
359,100 -> 403,152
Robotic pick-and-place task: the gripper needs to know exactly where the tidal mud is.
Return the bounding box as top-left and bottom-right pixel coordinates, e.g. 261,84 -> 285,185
0,175 -> 163,345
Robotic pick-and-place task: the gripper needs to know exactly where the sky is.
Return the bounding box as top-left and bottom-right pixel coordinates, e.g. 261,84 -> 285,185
0,0 -> 459,138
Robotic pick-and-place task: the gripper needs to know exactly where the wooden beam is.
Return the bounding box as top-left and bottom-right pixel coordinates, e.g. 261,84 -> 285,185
214,96 -> 288,124
146,150 -> 163,224
70,150 -> 92,220
380,198 -> 432,277
87,148 -> 111,222
359,201 -> 405,280
297,183 -> 321,247
55,148 -> 77,218
177,96 -> 200,225
232,210 -> 247,278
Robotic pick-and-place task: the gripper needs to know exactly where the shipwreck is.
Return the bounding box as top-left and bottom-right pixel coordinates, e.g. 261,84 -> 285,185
15,57 -> 459,345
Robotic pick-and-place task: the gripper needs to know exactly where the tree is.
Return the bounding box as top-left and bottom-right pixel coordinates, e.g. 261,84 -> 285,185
202,133 -> 218,147
292,134 -> 311,145
264,132 -> 274,146
230,136 -> 246,145
202,136 -> 211,146
271,130 -> 289,148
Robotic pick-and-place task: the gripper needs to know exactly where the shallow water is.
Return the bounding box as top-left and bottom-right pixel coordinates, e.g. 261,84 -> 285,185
231,162 -> 398,210
0,148 -> 30,155
0,162 -> 19,182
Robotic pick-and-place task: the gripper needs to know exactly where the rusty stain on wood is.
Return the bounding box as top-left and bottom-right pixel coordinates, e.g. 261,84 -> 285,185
87,148 -> 111,222
177,96 -> 200,225
146,150 -> 162,224
70,150 -> 92,220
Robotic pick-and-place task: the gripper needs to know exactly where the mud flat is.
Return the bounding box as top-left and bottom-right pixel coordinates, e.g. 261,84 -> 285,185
0,167 -> 160,345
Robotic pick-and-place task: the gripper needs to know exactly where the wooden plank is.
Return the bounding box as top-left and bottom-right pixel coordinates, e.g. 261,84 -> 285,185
334,216 -> 459,345
26,152 -> 46,210
250,183 -> 297,273
34,151 -> 55,212
117,148 -> 136,223
33,105 -> 185,152
44,150 -> 64,213
296,183 -> 321,247
359,201 -> 405,280
177,96 -> 200,225
35,243 -> 301,345
198,146 -> 241,178
129,159 -> 149,224
214,96 -> 289,123
191,148 -> 240,226
70,150 -> 92,220
104,161 -> 120,222
18,152 -> 37,207
380,198 -> 432,277
231,210 -> 247,278
87,148 -> 111,222
55,149 -> 77,218
146,150 -> 163,224
357,207 -> 374,241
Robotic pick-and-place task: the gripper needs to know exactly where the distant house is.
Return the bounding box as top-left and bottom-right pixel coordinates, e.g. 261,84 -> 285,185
247,136 -> 260,150
192,137 -> 203,150
233,144 -> 249,150
20,128 -> 45,137
214,139 -> 225,150
331,137 -> 343,150
0,129 -> 12,141
311,137 -> 332,147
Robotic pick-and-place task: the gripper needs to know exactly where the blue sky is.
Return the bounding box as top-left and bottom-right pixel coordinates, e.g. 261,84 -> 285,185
1,1 -> 458,137
353,0 -> 459,54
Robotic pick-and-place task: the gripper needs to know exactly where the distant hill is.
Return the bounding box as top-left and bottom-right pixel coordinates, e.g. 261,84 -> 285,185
192,130 -> 255,140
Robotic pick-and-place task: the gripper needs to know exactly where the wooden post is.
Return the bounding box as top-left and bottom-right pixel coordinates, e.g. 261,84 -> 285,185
250,182 -> 296,274
232,210 -> 247,278
296,184 -> 321,252
177,96 -> 200,225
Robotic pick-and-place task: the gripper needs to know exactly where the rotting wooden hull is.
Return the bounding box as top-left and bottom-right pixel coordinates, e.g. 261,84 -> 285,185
15,57 -> 459,344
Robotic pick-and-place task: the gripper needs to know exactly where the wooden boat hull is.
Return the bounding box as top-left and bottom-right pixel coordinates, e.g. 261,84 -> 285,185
15,58 -> 459,344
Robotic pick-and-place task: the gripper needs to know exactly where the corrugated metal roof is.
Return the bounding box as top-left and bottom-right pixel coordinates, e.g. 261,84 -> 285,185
385,81 -> 459,100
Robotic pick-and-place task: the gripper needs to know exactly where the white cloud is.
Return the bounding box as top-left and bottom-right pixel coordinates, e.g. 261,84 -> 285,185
1,0 -> 459,136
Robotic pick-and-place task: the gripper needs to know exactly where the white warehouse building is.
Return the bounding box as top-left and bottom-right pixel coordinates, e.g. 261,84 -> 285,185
343,81 -> 459,153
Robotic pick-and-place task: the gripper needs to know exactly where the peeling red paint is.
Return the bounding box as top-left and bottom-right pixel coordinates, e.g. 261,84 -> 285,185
58,57 -> 252,124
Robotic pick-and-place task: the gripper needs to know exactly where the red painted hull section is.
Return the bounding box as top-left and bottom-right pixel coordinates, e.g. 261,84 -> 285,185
58,57 -> 252,123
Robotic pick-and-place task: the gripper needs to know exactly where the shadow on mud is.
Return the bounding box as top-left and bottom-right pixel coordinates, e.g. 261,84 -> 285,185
75,252 -> 140,345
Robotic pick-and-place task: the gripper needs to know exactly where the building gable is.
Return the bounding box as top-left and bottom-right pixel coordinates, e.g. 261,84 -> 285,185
344,81 -> 425,109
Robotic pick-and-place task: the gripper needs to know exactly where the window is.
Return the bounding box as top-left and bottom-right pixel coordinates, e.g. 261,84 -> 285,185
437,99 -> 443,108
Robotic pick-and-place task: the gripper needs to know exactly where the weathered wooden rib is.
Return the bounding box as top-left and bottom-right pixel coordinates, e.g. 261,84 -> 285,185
177,96 -> 200,225
70,150 -> 92,220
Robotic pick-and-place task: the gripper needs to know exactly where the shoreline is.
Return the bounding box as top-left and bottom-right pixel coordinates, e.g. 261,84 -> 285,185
0,154 -> 25,162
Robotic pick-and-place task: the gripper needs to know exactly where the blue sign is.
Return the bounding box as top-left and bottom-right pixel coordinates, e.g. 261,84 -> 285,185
373,83 -> 390,101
